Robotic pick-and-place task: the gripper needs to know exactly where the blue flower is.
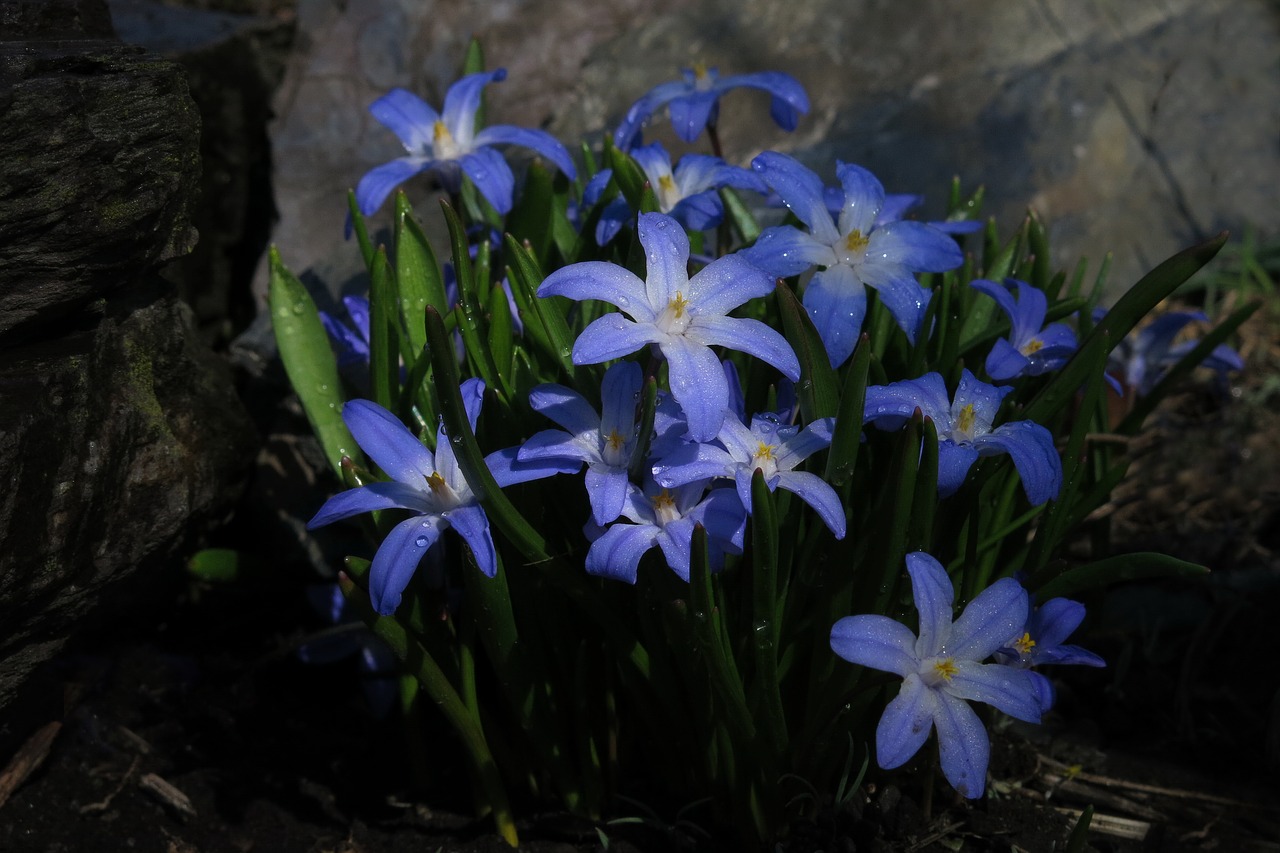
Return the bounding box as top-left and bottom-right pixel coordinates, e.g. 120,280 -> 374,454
741,153 -> 963,366
319,294 -> 372,379
538,212 -> 801,442
651,413 -> 846,539
862,369 -> 1062,504
593,143 -> 768,244
996,596 -> 1106,670
306,381 -> 570,614
1103,309 -> 1244,395
355,70 -> 577,217
830,552 -> 1050,798
613,62 -> 809,149
516,362 -> 643,526
816,189 -> 984,236
970,278 -> 1077,381
585,479 -> 746,583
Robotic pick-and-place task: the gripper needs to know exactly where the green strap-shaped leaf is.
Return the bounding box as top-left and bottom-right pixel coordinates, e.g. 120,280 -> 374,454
487,281 -> 516,398
369,245 -> 400,411
776,281 -> 840,421
750,471 -> 788,757
825,334 -> 870,485
604,140 -> 651,212
346,190 -> 375,272
506,161 -> 556,266
441,200 -> 503,395
503,233 -> 579,380
719,186 -> 761,245
394,191 -> 448,358
268,247 -> 359,476
1032,552 -> 1207,600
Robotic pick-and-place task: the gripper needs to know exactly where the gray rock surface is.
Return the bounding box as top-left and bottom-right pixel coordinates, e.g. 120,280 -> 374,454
255,0 -> 1278,303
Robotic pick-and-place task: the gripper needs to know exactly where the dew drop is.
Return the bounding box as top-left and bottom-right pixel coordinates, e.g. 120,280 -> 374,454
414,535 -> 429,547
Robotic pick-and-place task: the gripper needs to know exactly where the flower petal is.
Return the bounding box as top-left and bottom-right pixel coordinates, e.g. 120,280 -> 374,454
876,674 -> 936,769
1030,597 -> 1087,648
474,124 -> 577,179
308,480 -> 432,529
586,522 -> 658,583
369,515 -> 443,614
868,221 -> 963,273
830,615 -> 920,678
485,445 -> 581,486
638,212 -> 691,309
864,373 -> 952,429
971,420 -> 1063,505
775,470 -> 846,538
600,361 -> 643,440
459,147 -> 516,214
528,383 -> 600,435
932,691 -> 990,798
905,552 -> 955,658
660,336 -> 729,442
355,157 -> 433,216
948,661 -> 1044,723
936,442 -> 980,498
948,577 -> 1030,662
369,88 -> 440,152
613,80 -> 690,150
667,90 -> 720,142
984,337 -> 1031,382
687,314 -> 801,381
857,260 -> 932,344
803,263 -> 867,368
716,71 -> 810,127
343,399 -> 435,489
752,151 -> 839,243
651,440 -> 736,488
539,263 -> 652,320
586,465 -> 631,526
441,69 -> 506,148
572,314 -> 663,364
834,161 -> 885,237
447,504 -> 498,578
741,225 -> 836,278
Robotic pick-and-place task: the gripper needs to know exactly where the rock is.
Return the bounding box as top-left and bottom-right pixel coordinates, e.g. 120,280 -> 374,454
0,31 -> 200,342
0,0 -> 257,712
0,282 -> 256,711
109,0 -> 295,344
254,0 -> 1278,302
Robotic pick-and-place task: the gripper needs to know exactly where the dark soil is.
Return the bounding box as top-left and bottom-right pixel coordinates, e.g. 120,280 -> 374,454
3,311 -> 1279,852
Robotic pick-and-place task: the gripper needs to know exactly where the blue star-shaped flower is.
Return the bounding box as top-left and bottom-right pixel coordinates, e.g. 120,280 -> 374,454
830,552 -> 1050,798
613,62 -> 809,150
593,142 -> 767,244
996,596 -> 1106,670
650,412 -> 846,539
306,381 -> 571,614
862,369 -> 1062,504
970,278 -> 1077,382
1102,309 -> 1245,396
585,478 -> 746,583
741,152 -> 963,366
538,212 -> 800,443
355,70 -> 576,217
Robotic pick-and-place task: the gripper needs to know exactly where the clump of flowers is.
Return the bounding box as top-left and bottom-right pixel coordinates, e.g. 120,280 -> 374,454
269,42 -> 1251,849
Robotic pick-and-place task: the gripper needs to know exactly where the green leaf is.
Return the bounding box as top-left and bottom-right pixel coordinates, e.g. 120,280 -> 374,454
750,471 -> 788,756
441,200 -> 503,394
346,191 -> 375,272
268,247 -> 359,476
719,187 -> 761,244
506,161 -> 556,266
825,334 -> 870,485
369,245 -> 400,410
775,281 -> 840,421
1032,552 -> 1208,600
487,281 -> 516,397
186,548 -> 263,583
605,140 -> 650,211
394,193 -> 448,361
504,233 -> 579,381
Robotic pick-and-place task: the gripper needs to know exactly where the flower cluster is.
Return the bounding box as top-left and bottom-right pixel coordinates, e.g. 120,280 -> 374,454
278,56 -> 1244,844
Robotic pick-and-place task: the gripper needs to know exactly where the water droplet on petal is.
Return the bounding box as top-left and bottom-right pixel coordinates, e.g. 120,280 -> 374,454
414,535 -> 429,547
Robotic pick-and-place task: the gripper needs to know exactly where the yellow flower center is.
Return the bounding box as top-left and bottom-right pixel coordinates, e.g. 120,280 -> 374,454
606,430 -> 626,452
692,60 -> 712,88
956,403 -> 976,436
426,472 -> 449,494
1021,338 -> 1044,355
932,659 -> 959,681
755,441 -> 776,461
669,291 -> 691,319
432,120 -> 451,146
1013,632 -> 1037,655
844,230 -> 869,253
652,489 -> 676,511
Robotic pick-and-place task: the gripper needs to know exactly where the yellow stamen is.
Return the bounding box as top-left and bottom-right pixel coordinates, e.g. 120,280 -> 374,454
1013,632 -> 1037,655
606,430 -> 626,451
652,489 -> 677,512
932,659 -> 959,681
693,60 -> 709,81
755,442 -> 776,461
845,230 -> 869,253
426,472 -> 448,494
956,403 -> 976,435
432,120 -> 451,145
669,291 -> 691,319
1021,338 -> 1044,355
658,174 -> 677,193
